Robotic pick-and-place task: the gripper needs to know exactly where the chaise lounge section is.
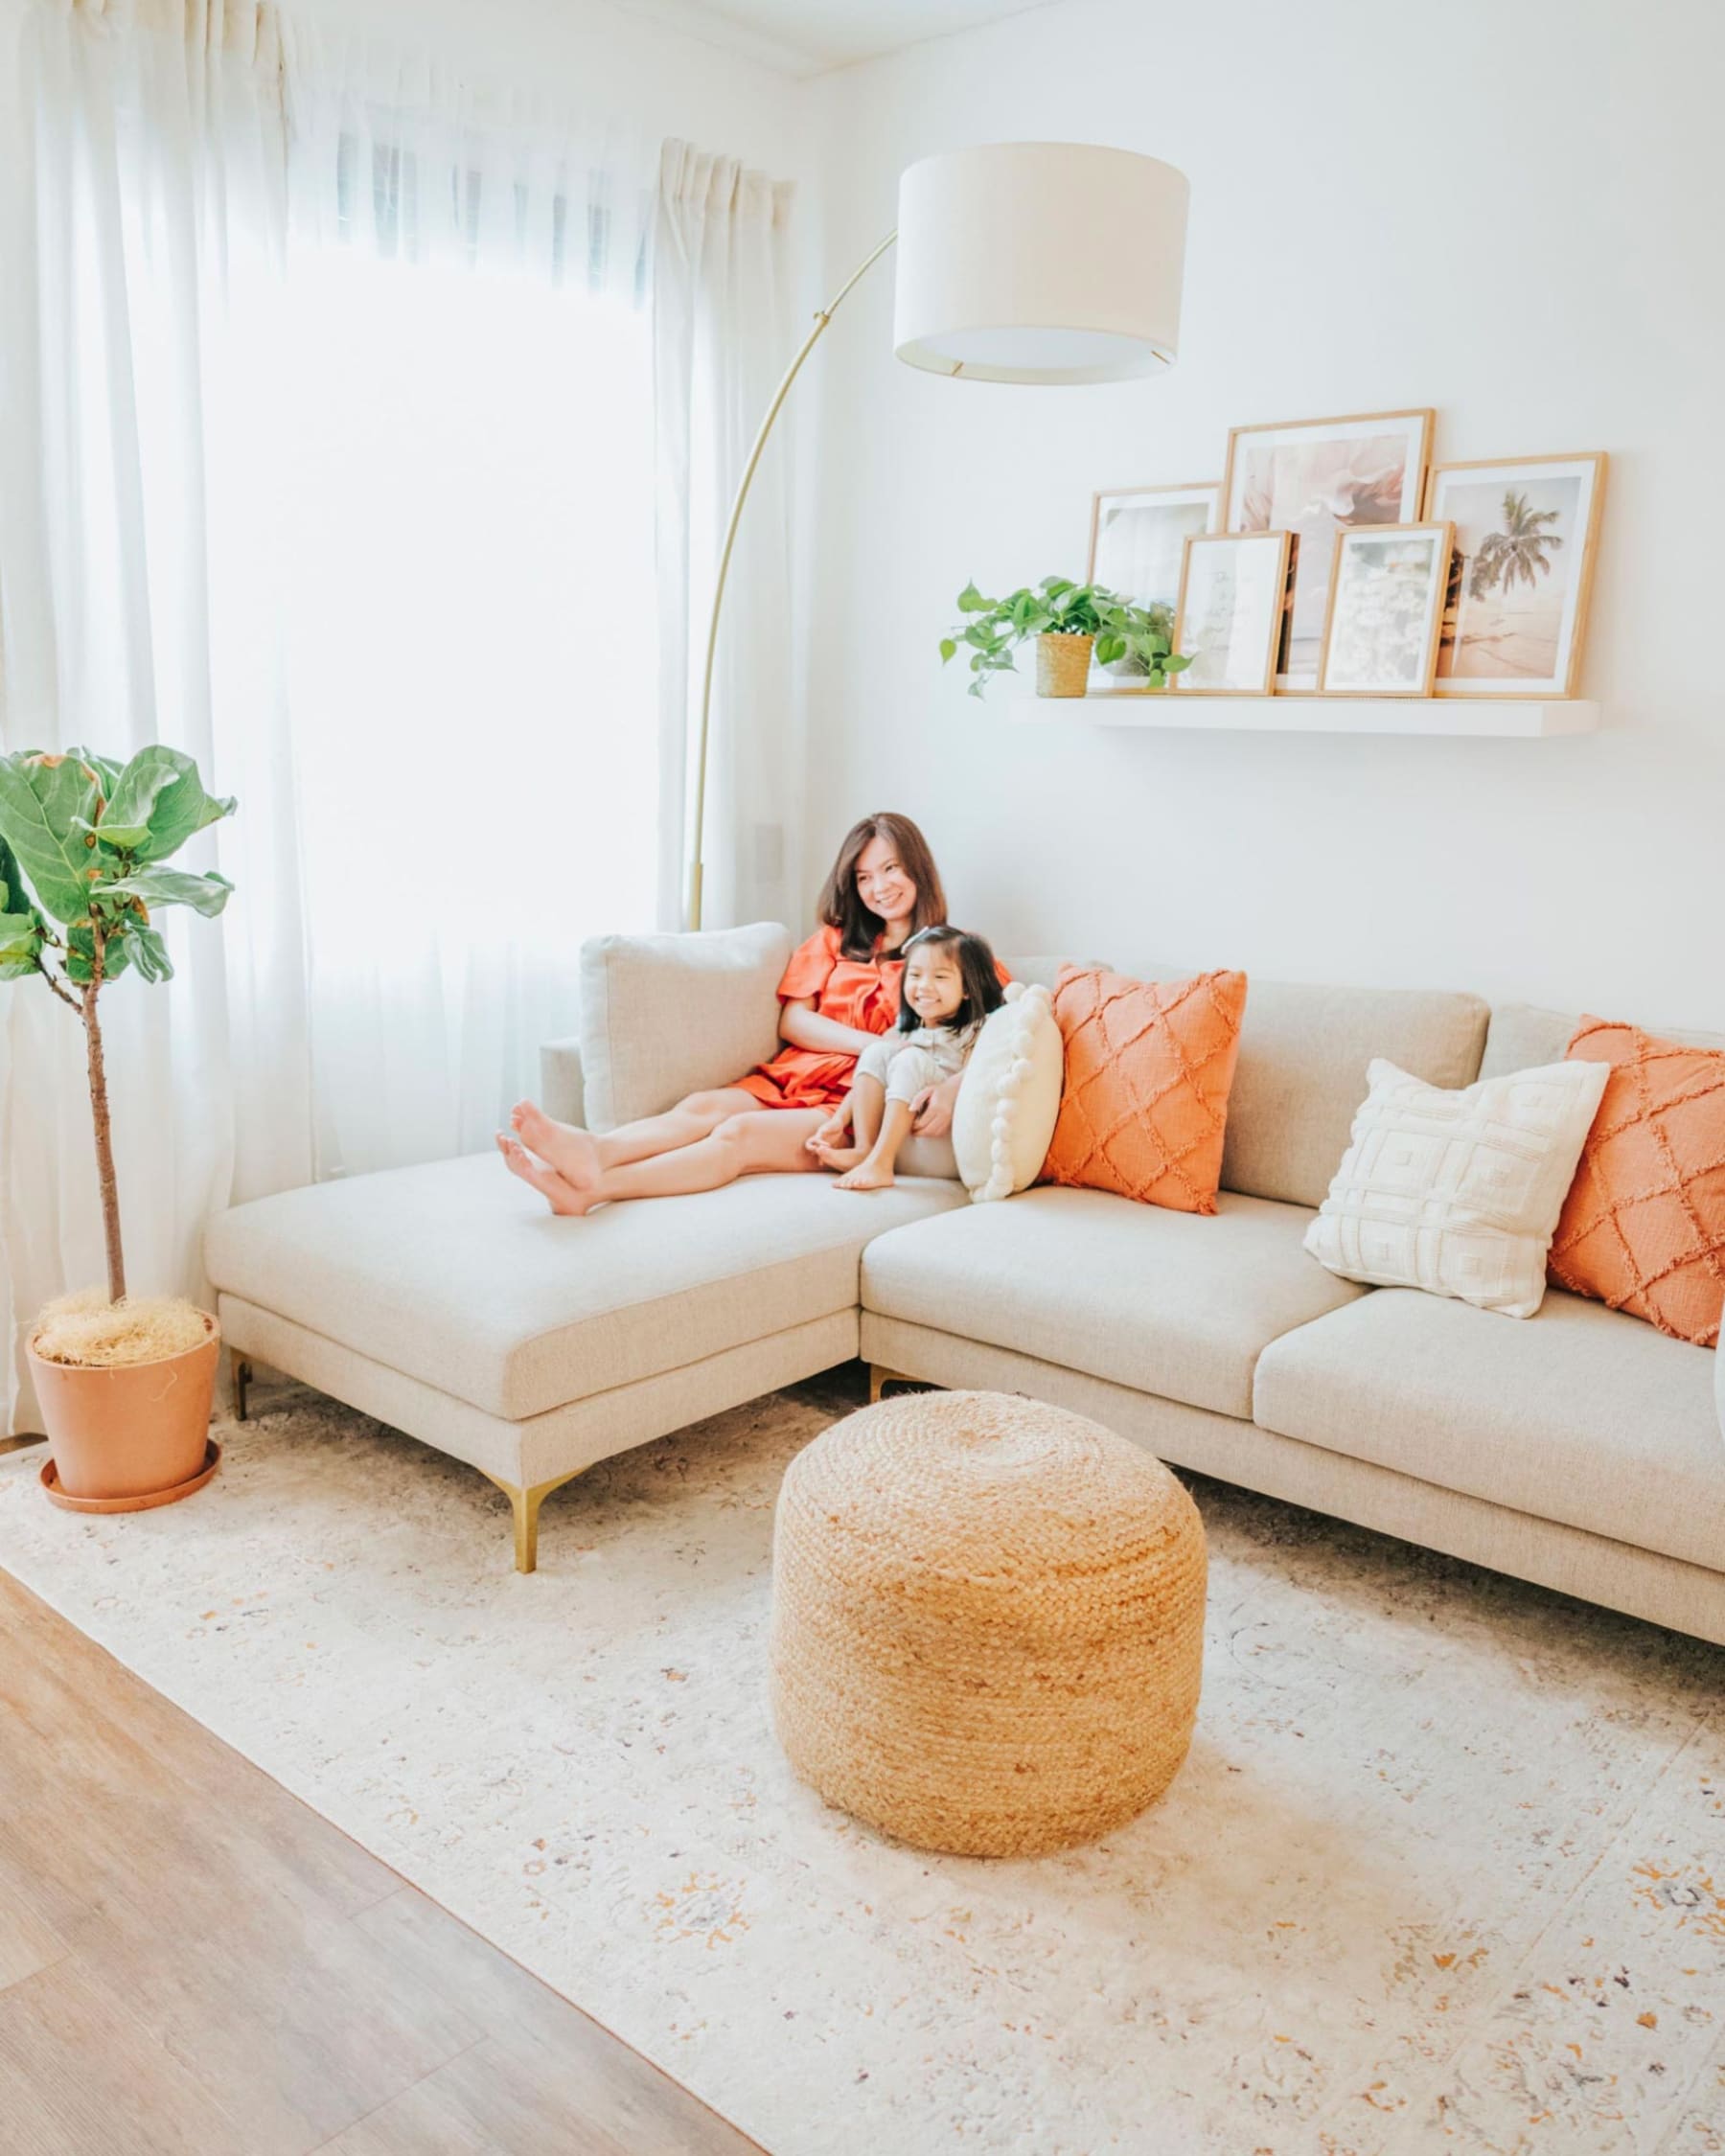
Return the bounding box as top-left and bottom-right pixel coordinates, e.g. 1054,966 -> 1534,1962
206,926 -> 1725,1644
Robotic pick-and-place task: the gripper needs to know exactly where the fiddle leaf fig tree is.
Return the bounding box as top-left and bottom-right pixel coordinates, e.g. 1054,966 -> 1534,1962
940,576 -> 1194,698
0,746 -> 236,1305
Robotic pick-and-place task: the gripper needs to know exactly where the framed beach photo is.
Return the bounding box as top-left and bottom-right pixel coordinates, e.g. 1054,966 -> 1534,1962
1172,530 -> 1294,696
1423,453 -> 1605,697
1087,480 -> 1221,687
1223,408 -> 1433,691
1319,522 -> 1454,697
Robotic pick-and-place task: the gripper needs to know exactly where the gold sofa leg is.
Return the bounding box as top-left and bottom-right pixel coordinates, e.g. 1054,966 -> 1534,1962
868,1365 -> 930,1405
480,1469 -> 586,1574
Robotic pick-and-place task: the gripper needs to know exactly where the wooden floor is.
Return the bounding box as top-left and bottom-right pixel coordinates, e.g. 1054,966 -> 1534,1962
0,1564 -> 763,2156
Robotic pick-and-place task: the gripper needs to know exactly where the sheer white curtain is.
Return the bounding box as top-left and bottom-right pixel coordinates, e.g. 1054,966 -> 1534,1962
281,33 -> 658,1175
654,141 -> 800,931
0,0 -> 308,1433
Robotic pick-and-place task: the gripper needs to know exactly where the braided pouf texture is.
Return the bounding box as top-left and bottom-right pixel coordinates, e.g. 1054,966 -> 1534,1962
770,1389 -> 1208,1857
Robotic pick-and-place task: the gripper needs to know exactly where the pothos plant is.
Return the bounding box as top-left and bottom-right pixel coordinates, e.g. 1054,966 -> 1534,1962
940,576 -> 1193,698
0,746 -> 237,1305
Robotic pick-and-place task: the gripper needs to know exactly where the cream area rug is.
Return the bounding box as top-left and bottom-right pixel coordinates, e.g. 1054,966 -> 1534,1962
2,1375 -> 1721,2156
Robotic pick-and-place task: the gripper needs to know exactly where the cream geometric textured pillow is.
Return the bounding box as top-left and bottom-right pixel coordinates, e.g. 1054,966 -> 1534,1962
952,983 -> 1066,1203
1303,1055 -> 1611,1318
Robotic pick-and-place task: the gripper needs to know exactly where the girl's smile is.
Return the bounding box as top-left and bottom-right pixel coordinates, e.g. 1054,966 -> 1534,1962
903,949 -> 964,1025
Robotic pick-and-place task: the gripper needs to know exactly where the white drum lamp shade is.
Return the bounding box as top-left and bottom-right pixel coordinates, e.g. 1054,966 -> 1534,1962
893,141 -> 1188,384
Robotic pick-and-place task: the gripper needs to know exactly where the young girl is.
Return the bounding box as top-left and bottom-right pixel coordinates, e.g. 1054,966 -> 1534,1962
810,927 -> 1005,1191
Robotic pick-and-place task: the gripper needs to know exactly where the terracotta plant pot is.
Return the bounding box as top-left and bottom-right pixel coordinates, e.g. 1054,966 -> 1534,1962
1035,631 -> 1095,698
28,1314 -> 219,1505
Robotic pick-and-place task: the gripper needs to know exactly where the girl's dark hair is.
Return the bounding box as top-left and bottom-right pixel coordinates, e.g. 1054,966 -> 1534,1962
818,813 -> 948,963
896,926 -> 1006,1035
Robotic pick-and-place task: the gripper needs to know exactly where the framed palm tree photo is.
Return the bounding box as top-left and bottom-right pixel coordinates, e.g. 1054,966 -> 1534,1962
1423,453 -> 1606,697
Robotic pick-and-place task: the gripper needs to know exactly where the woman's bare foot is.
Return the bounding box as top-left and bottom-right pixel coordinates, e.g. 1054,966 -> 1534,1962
511,1099 -> 600,1190
834,1158 -> 894,1191
495,1132 -> 598,1215
812,1137 -> 866,1171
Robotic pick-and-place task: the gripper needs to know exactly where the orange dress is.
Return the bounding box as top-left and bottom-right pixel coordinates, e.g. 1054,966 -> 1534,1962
735,925 -> 1009,1112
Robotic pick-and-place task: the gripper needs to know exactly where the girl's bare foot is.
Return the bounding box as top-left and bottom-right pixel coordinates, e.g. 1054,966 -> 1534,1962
495,1132 -> 598,1215
834,1158 -> 894,1191
813,1137 -> 866,1171
511,1099 -> 600,1191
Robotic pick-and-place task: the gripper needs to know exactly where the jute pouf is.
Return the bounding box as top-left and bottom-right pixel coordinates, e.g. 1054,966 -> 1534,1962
769,1389 -> 1208,1857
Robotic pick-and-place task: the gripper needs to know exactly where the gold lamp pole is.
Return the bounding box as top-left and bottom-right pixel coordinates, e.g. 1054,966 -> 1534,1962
686,231 -> 897,931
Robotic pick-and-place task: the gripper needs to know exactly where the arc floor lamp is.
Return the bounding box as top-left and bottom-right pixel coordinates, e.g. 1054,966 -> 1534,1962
684,138 -> 1190,929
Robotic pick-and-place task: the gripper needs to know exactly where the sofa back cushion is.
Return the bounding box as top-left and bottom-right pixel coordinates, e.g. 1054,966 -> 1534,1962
1481,1002 -> 1725,1078
579,922 -> 792,1130
1220,979 -> 1491,1207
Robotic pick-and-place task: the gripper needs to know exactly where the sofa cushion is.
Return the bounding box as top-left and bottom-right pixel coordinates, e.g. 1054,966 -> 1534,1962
207,1152 -> 966,1421
579,921 -> 791,1130
861,1185 -> 1365,1420
1254,1286 -> 1725,1571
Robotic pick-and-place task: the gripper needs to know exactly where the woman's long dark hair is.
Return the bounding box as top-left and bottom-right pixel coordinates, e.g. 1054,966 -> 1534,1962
896,926 -> 1006,1035
818,813 -> 948,962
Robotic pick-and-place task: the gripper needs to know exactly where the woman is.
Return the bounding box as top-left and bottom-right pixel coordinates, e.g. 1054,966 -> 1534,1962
498,813 -> 976,1214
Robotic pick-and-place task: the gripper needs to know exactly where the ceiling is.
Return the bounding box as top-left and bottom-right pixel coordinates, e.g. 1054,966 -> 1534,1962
626,0 -> 1054,75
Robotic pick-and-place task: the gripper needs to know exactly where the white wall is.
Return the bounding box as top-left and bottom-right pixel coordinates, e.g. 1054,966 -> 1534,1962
802,0 -> 1725,1027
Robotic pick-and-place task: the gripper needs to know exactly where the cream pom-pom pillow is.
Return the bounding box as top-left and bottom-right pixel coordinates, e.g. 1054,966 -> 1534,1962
952,983 -> 1066,1203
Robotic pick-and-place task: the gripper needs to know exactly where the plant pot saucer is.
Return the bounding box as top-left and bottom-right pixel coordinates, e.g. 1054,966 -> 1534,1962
40,1438 -> 221,1515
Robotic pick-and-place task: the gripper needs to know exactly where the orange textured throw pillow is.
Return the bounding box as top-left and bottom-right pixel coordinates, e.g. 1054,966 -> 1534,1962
1548,1017 -> 1725,1346
1042,964 -> 1248,1213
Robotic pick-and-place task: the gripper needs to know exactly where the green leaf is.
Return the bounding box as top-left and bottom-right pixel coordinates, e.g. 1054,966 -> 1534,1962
955,582 -> 992,614
103,746 -> 236,863
1165,653 -> 1194,673
0,754 -> 103,923
1043,577 -> 1076,601
1094,635 -> 1125,667
938,638 -> 957,664
128,924 -> 174,983
0,906 -> 46,977
103,867 -> 235,919
64,922 -> 133,986
98,752 -> 184,842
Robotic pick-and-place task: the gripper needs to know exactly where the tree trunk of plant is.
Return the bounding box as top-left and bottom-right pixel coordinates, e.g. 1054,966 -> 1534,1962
82,976 -> 127,1306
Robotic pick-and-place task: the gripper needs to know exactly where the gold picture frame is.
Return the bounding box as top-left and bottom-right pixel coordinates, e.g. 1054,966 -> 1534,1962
1317,521 -> 1454,697
1421,452 -> 1606,698
1222,407 -> 1434,692
1171,530 -> 1294,697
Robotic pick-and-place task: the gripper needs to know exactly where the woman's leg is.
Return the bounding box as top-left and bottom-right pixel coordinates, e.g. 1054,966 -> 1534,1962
510,1088 -> 763,1182
501,1109 -> 826,1214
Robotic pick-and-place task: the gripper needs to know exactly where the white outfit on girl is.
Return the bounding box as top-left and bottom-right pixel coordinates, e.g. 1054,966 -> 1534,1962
855,1019 -> 982,1107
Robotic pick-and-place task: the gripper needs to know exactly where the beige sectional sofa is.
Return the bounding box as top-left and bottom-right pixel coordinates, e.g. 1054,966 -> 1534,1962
206,927 -> 1725,1644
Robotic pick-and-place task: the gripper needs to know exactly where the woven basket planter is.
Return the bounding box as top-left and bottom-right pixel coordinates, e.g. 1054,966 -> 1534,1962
1034,631 -> 1094,697
770,1389 -> 1207,1857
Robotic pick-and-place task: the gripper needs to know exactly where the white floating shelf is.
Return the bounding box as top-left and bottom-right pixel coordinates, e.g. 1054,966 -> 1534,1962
1006,693 -> 1599,738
